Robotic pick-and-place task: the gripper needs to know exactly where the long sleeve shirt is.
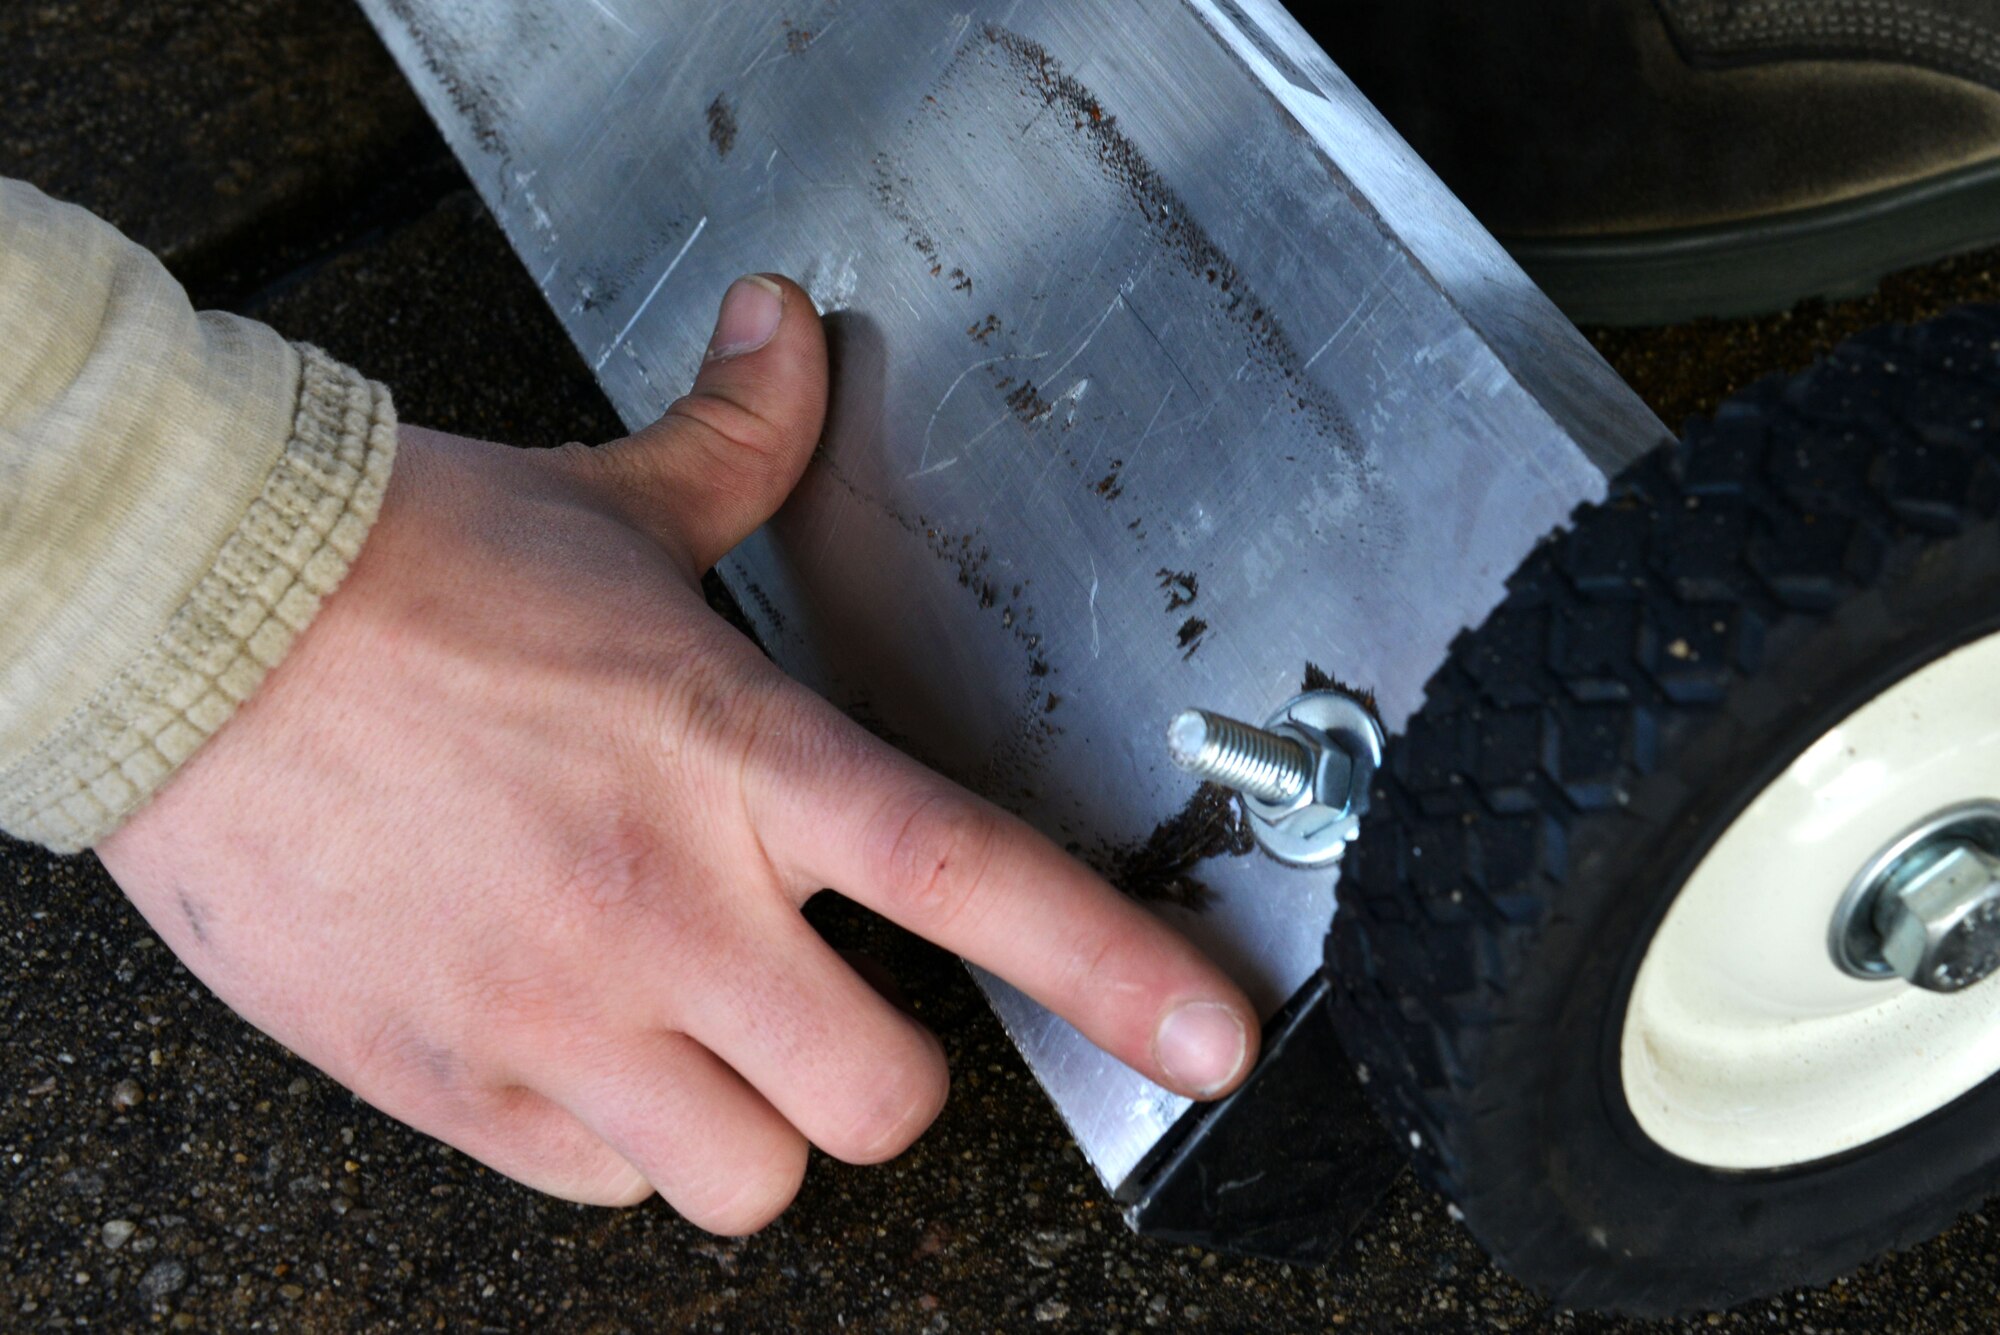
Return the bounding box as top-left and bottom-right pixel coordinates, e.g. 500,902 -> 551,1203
0,177 -> 397,853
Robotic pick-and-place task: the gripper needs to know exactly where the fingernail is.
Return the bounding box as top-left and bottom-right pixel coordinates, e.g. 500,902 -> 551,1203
707,275 -> 786,361
1154,1002 -> 1248,1097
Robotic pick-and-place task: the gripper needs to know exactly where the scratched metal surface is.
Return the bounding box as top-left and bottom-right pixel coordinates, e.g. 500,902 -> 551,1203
358,0 -> 1669,1194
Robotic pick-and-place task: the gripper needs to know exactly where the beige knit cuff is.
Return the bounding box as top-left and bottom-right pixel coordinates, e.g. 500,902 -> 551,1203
0,346 -> 398,853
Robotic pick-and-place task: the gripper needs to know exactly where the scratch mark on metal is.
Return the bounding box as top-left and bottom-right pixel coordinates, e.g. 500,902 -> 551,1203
1088,557 -> 1102,659
1079,229 -> 1123,288
964,407 -> 1015,450
1127,386 -> 1177,464
921,351 -> 1047,470
1047,293 -> 1124,383
571,33 -> 671,176
1303,278 -> 1391,374
908,404 -> 1012,480
1166,398 -> 1222,443
743,17 -> 841,78
595,216 -> 708,371
738,33 -> 781,79
1051,378 -> 1092,426
1123,297 -> 1200,397
1147,398 -> 1223,442
1217,1170 -> 1267,1195
1302,320 -> 1349,374
584,0 -> 637,37
1038,418 -> 1109,490
813,499 -> 846,567
1075,420 -> 1115,478
1017,95 -> 1055,142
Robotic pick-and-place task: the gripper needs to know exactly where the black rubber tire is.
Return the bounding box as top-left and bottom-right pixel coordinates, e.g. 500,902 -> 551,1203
1326,305 -> 2000,1316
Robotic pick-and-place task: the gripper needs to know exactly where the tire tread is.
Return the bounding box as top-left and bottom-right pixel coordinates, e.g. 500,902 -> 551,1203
1326,306 -> 2000,1312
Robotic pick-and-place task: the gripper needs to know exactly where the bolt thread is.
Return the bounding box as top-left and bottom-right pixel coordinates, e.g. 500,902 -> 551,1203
1167,710 -> 1312,805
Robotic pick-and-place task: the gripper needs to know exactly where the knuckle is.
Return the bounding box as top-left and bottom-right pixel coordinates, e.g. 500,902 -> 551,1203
684,1138 -> 808,1237
543,438 -> 606,480
830,1048 -> 949,1165
462,1088 -> 653,1207
638,637 -> 795,796
333,1014 -> 469,1108
650,651 -> 767,763
666,391 -> 792,479
562,1157 -> 655,1209
870,791 -> 1002,933
1055,929 -> 1129,1006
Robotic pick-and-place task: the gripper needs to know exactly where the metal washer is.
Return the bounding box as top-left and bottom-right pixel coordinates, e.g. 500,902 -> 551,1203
1242,692 -> 1385,868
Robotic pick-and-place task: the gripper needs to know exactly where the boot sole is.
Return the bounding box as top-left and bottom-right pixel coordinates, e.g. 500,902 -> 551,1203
1507,155 -> 2000,327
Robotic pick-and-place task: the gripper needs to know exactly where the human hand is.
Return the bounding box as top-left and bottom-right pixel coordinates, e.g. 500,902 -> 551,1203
96,275 -> 1259,1234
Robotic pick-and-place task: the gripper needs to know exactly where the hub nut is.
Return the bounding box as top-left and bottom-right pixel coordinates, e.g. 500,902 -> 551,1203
1872,840 -> 2000,992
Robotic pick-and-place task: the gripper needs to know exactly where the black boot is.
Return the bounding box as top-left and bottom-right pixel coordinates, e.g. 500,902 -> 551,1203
1299,0 -> 2000,324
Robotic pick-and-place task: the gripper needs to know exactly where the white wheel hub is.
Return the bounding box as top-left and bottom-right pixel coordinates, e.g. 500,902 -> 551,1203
1621,631 -> 2000,1171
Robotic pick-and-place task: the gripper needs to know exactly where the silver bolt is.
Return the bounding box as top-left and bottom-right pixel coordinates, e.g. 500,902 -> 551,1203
1167,709 -> 1312,806
1165,691 -> 1384,869
1871,839 -> 2000,992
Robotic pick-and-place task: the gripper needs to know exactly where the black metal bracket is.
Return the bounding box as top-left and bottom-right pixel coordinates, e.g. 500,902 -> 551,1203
1117,972 -> 1406,1264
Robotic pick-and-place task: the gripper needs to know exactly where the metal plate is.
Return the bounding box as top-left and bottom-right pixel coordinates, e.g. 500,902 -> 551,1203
358,0 -> 1668,1193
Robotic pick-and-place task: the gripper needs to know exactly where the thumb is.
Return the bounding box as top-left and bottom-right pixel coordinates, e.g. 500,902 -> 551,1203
601,274 -> 829,573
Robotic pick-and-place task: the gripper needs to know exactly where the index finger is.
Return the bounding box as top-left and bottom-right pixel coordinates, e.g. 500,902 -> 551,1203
745,693 -> 1261,1100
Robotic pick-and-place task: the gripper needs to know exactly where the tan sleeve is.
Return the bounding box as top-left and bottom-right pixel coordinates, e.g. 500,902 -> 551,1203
0,178 -> 398,853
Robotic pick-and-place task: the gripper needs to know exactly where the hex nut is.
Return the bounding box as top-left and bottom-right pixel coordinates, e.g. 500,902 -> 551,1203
1239,693 -> 1384,869
1306,732 -> 1358,813
1242,723 -> 1336,822
1873,841 -> 2000,991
